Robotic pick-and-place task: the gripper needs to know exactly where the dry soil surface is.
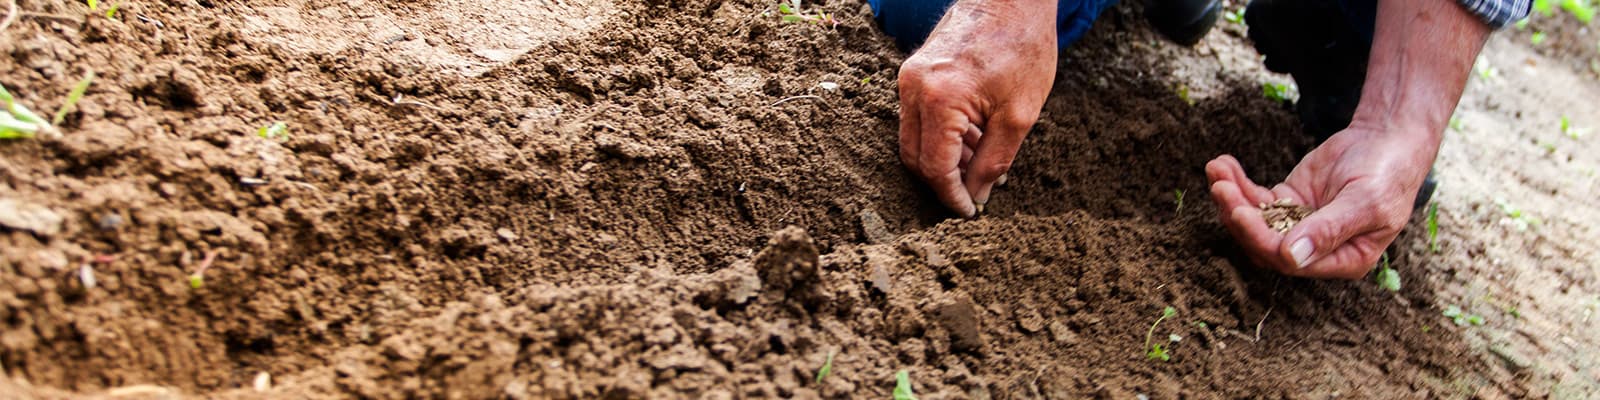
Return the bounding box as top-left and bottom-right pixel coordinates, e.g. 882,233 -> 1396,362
1,0 -> 1597,398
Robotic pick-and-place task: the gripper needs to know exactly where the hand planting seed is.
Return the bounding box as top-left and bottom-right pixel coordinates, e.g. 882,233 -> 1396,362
1260,199 -> 1312,233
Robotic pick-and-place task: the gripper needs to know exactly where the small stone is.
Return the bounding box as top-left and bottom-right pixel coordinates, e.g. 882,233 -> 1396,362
1017,308 -> 1046,333
253,372 -> 272,391
858,208 -> 894,244
1048,321 -> 1079,344
98,214 -> 125,231
936,298 -> 984,353
495,228 -> 519,241
0,198 -> 65,236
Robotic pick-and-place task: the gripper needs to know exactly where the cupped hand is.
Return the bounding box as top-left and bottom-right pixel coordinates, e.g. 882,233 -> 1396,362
1206,123 -> 1438,279
896,0 -> 1059,217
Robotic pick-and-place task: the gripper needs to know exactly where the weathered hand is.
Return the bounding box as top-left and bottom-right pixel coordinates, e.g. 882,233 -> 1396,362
896,0 -> 1058,217
1206,124 -> 1436,279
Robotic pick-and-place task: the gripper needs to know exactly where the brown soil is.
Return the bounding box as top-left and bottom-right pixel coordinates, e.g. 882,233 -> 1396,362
1,0 -> 1596,398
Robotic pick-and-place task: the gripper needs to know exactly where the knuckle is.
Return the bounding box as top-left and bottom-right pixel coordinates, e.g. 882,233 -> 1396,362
974,161 -> 1012,182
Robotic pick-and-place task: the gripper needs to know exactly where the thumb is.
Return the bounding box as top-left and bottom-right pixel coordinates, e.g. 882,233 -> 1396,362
964,114 -> 1033,212
1279,197 -> 1383,271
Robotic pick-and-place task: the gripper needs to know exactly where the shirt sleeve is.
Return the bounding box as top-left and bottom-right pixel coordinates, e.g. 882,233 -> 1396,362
1456,0 -> 1532,28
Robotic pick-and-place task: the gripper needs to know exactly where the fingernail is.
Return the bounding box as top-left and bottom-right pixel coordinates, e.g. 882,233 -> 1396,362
1290,238 -> 1313,268
974,202 -> 986,215
995,173 -> 1009,187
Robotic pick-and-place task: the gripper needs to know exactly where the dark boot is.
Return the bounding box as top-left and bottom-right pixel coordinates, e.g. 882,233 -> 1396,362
1146,0 -> 1222,46
1245,0 -> 1435,209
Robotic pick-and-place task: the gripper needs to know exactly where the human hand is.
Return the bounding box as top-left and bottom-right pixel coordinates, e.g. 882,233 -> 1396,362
896,0 -> 1058,217
1205,124 -> 1437,279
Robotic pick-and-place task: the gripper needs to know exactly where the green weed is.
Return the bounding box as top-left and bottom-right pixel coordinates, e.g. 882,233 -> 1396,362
1442,305 -> 1485,326
1426,202 -> 1440,253
1531,31 -> 1548,45
1495,199 -> 1541,231
1515,17 -> 1531,29
814,351 -> 834,384
893,370 -> 917,400
53,71 -> 95,125
1561,0 -> 1595,24
1144,306 -> 1177,362
105,2 -> 122,19
1374,253 -> 1401,292
1261,82 -> 1295,102
86,0 -> 99,11
258,121 -> 289,141
1223,7 -> 1245,25
776,1 -> 838,27
1449,116 -> 1465,132
1536,0 -> 1556,16
1173,189 -> 1185,214
1175,85 -> 1195,106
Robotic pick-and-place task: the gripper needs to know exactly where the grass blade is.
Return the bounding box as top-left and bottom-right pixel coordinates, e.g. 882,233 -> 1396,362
892,370 -> 916,400
53,71 -> 95,125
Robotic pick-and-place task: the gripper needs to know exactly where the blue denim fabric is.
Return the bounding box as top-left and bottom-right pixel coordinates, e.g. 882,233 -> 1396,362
868,0 -> 1119,50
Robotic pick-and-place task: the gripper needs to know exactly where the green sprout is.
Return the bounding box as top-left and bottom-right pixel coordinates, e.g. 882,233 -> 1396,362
1475,61 -> 1499,81
893,370 -> 917,400
776,1 -> 839,28
1173,189 -> 1186,214
258,121 -> 289,141
1561,0 -> 1595,24
1144,306 -> 1177,362
1374,253 -> 1401,292
1495,199 -> 1542,231
1515,17 -> 1531,29
86,0 -> 99,11
1223,7 -> 1246,25
1,72 -> 94,140
1531,31 -> 1548,45
1261,82 -> 1296,102
1175,84 -> 1195,106
1535,0 -> 1556,16
105,2 -> 122,19
53,71 -> 95,125
814,351 -> 834,384
1449,116 -> 1465,132
1442,305 -> 1485,326
1426,202 -> 1440,253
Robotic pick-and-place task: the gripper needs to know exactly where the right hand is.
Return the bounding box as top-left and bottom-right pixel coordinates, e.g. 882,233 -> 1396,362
896,0 -> 1060,217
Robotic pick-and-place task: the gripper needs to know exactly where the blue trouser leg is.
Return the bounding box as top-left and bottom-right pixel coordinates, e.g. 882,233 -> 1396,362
868,0 -> 1120,51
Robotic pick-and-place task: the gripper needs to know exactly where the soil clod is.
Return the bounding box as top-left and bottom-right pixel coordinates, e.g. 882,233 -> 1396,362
936,297 -> 984,353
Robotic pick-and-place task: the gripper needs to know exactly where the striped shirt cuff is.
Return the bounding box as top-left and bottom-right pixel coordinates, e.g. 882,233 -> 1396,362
1457,0 -> 1533,28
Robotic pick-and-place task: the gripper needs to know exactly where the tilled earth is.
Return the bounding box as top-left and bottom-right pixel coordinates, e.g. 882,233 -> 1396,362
1,0 -> 1596,398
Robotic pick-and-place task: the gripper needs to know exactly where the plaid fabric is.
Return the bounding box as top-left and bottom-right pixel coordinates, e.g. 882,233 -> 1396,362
1457,0 -> 1532,28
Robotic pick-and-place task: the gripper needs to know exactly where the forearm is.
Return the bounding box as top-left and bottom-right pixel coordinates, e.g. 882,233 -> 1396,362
924,0 -> 1058,54
1351,0 -> 1491,148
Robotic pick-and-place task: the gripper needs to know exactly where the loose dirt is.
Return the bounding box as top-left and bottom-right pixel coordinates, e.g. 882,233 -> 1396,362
1,0 -> 1597,398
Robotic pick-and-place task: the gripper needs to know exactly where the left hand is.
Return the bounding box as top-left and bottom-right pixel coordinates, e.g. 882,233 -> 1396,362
1205,122 -> 1435,279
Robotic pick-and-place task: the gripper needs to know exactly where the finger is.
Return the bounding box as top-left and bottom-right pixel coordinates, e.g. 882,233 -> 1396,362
1294,233 -> 1384,279
962,123 -> 982,149
919,106 -> 977,217
1226,205 -> 1291,272
964,112 -> 1033,208
1205,156 -> 1277,205
959,146 -> 974,170
1279,196 -> 1388,271
1208,180 -> 1253,220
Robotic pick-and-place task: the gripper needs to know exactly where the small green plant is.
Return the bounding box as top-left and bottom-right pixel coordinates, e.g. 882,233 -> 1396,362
1442,305 -> 1485,326
1173,189 -> 1185,214
776,0 -> 839,27
188,250 -> 218,290
1515,17 -> 1531,29
86,0 -> 99,11
1175,84 -> 1195,106
1374,253 -> 1402,292
814,350 -> 834,384
1531,31 -> 1548,45
893,370 -> 917,400
1495,199 -> 1542,231
1223,7 -> 1246,25
1144,306 -> 1177,362
1426,202 -> 1440,253
1475,61 -> 1499,81
1261,82 -> 1296,102
2,72 -> 95,140
53,71 -> 95,125
258,121 -> 289,141
1535,0 -> 1556,16
1505,306 -> 1521,319
105,2 -> 122,19
1561,0 -> 1595,24
1449,116 -> 1465,132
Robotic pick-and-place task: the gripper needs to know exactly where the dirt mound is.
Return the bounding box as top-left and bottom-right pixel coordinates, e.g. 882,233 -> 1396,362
0,0 -> 1559,398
